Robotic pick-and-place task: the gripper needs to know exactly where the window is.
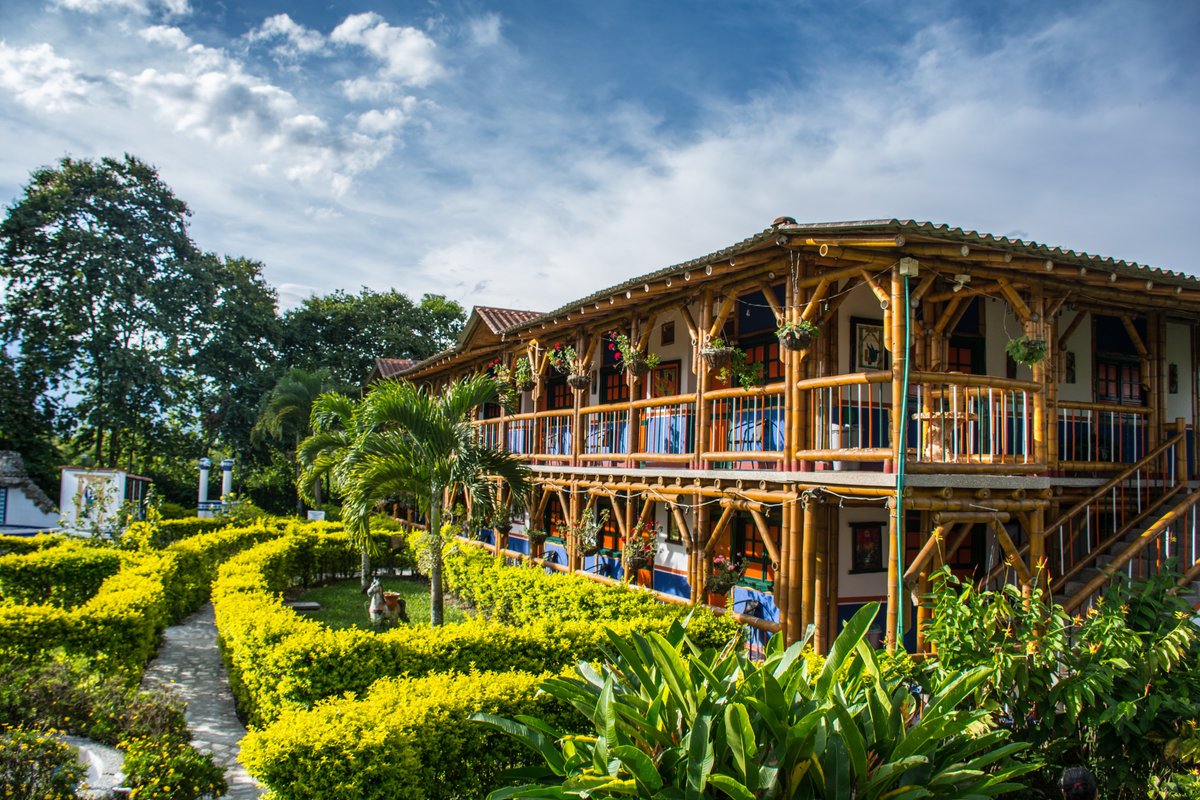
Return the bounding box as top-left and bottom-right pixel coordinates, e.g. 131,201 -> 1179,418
543,500 -> 567,539
661,321 -> 675,347
1096,360 -> 1142,405
947,337 -> 984,374
599,503 -> 622,552
601,367 -> 629,404
0,487 -> 6,526
731,512 -> 778,587
739,336 -> 785,384
545,377 -> 572,411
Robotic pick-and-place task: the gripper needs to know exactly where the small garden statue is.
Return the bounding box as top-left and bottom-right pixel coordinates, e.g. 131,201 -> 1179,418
366,578 -> 408,628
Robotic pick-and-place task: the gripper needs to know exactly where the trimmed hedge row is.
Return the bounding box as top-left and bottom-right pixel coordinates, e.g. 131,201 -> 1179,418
240,670 -> 579,800
214,532 -> 739,727
0,542 -> 126,608
0,520 -> 286,676
0,533 -> 63,556
120,516 -> 234,551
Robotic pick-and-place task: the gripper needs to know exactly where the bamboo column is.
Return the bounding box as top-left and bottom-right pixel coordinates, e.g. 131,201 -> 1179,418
694,500 -> 710,605
568,482 -> 579,573
825,501 -> 840,650
812,502 -> 829,652
571,333 -> 585,468
801,492 -> 819,635
784,270 -> 798,472
695,291 -> 714,470
786,496 -> 803,641
886,266 -> 907,651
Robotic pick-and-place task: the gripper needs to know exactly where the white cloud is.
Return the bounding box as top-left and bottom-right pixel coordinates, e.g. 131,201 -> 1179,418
356,101 -> 415,134
246,14 -> 324,58
139,25 -> 190,50
466,14 -> 502,48
330,12 -> 442,86
338,76 -> 394,102
0,42 -> 90,112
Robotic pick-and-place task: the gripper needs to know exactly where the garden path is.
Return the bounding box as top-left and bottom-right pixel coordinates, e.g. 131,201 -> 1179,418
141,603 -> 262,800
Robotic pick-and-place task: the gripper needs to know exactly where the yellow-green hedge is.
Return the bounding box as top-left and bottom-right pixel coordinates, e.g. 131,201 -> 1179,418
241,670 -> 578,800
0,533 -> 64,556
213,532 -> 739,726
120,516 -> 232,551
0,542 -> 126,607
0,520 -> 285,675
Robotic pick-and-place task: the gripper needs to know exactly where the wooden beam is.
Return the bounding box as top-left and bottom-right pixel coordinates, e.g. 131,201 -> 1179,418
748,508 -> 782,567
635,312 -> 660,351
909,272 -> 939,304
755,279 -> 785,324
636,495 -> 656,530
670,503 -> 693,553
902,524 -> 947,593
1120,314 -> 1149,358
708,293 -> 738,340
996,277 -> 1032,323
860,270 -> 890,309
1057,309 -> 1088,350
704,504 -> 737,555
932,295 -> 965,336
800,278 -> 832,323
678,302 -> 699,343
990,518 -> 1032,587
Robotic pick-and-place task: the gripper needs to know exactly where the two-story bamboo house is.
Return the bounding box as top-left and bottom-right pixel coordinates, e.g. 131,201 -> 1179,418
395,219 -> 1200,651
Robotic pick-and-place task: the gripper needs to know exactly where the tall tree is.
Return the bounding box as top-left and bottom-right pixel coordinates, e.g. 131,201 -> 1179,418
254,367 -> 333,513
280,289 -> 466,387
340,376 -> 530,625
0,155 -> 207,467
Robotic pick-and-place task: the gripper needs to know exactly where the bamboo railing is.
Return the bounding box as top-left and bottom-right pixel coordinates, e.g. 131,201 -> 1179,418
1057,400 -> 1153,471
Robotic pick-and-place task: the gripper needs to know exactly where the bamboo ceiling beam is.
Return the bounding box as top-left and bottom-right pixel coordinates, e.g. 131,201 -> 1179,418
708,293 -> 739,339
990,518 -> 1032,586
860,270 -> 891,309
704,504 -> 737,555
800,278 -> 832,323
812,245 -> 896,266
634,312 -> 659,351
818,280 -> 854,326
1046,293 -> 1071,320
534,486 -> 553,523
995,277 -> 1032,323
676,302 -> 699,343
636,496 -> 656,530
670,503 -> 694,553
1119,314 -> 1149,358
932,295 -> 965,336
755,278 -> 785,323
925,282 -> 1005,304
904,244 -> 970,258
780,233 -> 905,248
902,523 -> 948,593
803,263 -> 879,287
910,272 -> 938,305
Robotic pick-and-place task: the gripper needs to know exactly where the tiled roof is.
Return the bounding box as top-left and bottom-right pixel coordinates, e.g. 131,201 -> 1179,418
374,358 -> 416,379
0,451 -> 56,514
475,306 -> 543,333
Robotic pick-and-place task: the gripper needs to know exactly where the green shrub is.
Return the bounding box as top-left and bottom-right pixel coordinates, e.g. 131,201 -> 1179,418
0,725 -> 84,800
241,669 -> 579,800
213,532 -> 739,726
120,516 -> 230,551
158,501 -> 192,520
122,737 -> 227,800
0,542 -> 125,607
0,533 -> 64,556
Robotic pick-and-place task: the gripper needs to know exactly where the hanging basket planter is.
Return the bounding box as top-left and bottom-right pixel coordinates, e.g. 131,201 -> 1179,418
515,377 -> 535,392
701,346 -> 737,370
778,328 -> 815,351
622,357 -> 651,377
567,373 -> 591,391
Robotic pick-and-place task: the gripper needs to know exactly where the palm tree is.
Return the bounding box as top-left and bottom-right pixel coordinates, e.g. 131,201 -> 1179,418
342,375 -> 529,625
254,367 -> 332,514
298,391 -> 372,588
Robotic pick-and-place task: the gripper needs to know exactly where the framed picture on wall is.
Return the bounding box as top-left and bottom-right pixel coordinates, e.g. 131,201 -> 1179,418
649,361 -> 680,398
851,317 -> 888,371
850,522 -> 885,573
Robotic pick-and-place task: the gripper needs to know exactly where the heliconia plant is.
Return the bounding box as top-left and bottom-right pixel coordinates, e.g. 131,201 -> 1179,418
474,602 -> 1033,799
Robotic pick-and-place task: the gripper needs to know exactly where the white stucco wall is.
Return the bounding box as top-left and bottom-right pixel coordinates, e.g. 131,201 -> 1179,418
1165,321 -> 1194,424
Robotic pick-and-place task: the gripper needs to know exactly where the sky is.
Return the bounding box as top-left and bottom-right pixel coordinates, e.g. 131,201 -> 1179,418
1,0 -> 1198,312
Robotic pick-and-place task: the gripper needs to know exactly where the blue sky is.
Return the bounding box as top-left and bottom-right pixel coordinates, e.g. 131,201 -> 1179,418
1,0 -> 1197,311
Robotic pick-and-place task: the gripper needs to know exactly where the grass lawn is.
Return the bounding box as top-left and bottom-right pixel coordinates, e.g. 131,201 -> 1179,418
292,576 -> 470,629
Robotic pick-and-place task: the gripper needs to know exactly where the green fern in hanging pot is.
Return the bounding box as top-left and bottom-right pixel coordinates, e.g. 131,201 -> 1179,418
1005,336 -> 1048,366
776,318 -> 820,351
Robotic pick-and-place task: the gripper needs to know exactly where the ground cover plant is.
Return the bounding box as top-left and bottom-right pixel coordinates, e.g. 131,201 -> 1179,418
293,575 -> 468,629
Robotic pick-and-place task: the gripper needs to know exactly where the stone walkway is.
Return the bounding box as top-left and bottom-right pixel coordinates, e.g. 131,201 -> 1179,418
141,604 -> 262,800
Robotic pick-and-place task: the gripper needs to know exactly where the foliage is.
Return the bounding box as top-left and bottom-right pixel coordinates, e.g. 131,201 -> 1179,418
476,603 -> 1030,799
122,736 -> 227,800
0,652 -> 222,800
1,155 -> 206,467
571,507 -> 609,554
293,577 -> 468,631
280,289 -> 465,388
621,521 -> 659,572
715,346 -> 765,388
0,533 -> 64,557
0,726 -> 83,800
0,542 -> 125,607
547,343 -> 582,375
1005,336 -> 1048,366
607,332 -> 660,372
241,669 -> 579,800
921,569 -> 1200,798
119,516 -> 229,552
0,351 -> 60,493
705,554 -> 746,596
336,375 -> 532,625
776,319 -> 820,339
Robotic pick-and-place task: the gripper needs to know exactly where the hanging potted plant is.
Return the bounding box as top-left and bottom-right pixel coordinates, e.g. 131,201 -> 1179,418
512,355 -> 535,392
705,555 -> 746,596
622,521 -> 659,574
776,319 -> 820,351
548,343 -> 590,391
701,335 -> 738,369
608,332 -> 660,377
526,528 -> 548,551
571,507 -> 608,556
1005,336 -> 1048,366
716,348 -> 765,389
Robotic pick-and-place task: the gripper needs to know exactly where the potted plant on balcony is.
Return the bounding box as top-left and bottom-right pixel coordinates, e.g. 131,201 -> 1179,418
608,332 -> 660,377
776,318 -> 820,351
622,521 -> 660,576
1005,336 -> 1048,366
571,507 -> 609,556
548,343 -> 591,391
705,554 -> 746,596
512,355 -> 535,392
701,335 -> 738,369
526,528 -> 548,553
716,348 -> 765,389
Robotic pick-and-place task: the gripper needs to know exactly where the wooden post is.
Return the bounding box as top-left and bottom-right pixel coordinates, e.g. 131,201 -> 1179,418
571,333 -> 585,468
1030,290 -> 1048,469
1029,505 -> 1046,596
694,498 -> 710,604
794,277 -> 811,471
812,503 -> 829,652
885,267 -> 907,650
801,493 -> 818,635
1176,417 -> 1188,485
826,502 -> 840,649
786,497 -> 803,642
784,269 -> 798,472
1047,300 -> 1060,471
568,482 -> 580,573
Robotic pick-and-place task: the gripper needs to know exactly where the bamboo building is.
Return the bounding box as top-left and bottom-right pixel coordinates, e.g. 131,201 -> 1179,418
391,219 -> 1200,651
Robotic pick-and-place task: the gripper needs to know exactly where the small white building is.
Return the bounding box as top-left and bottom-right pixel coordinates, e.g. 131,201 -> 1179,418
59,466 -> 151,535
0,451 -> 59,534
